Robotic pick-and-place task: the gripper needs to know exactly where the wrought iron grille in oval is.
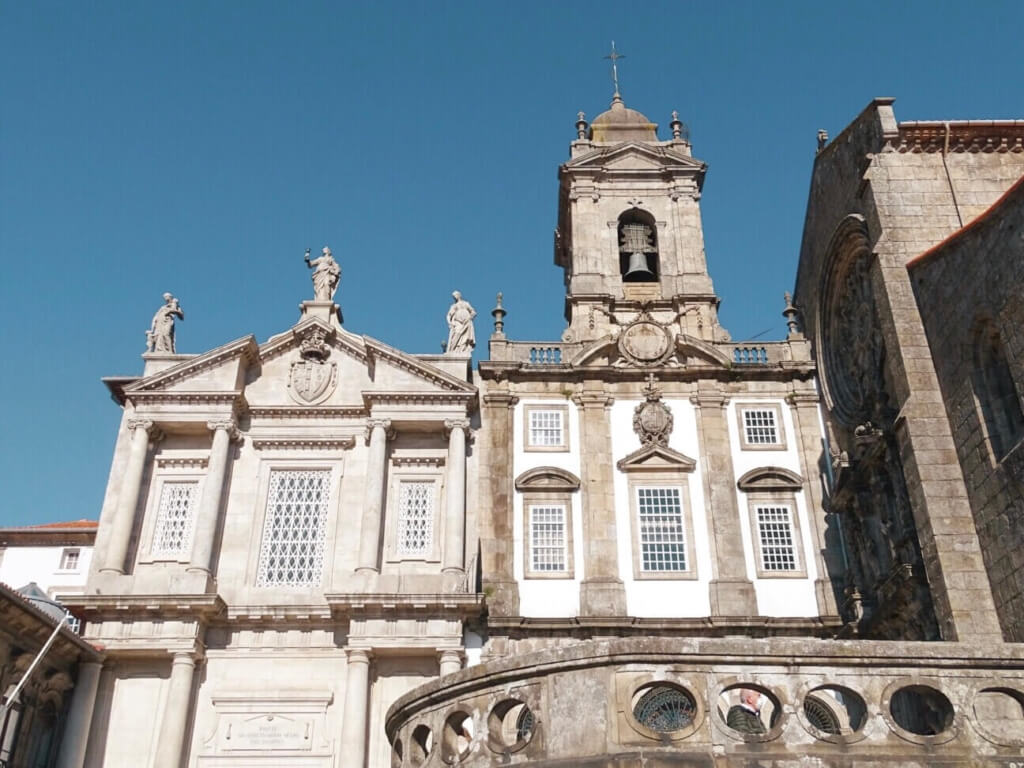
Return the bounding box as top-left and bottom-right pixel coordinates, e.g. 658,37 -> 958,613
803,696 -> 841,735
633,685 -> 696,732
515,706 -> 535,742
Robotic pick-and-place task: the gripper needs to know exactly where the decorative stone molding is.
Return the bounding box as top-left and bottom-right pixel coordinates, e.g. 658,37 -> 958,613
248,405 -> 366,420
514,466 -> 581,493
125,391 -> 244,408
391,453 -> 446,468
736,466 -> 804,492
616,443 -> 697,473
632,374 -> 673,446
362,391 -> 477,408
890,120 -> 1024,154
364,337 -> 477,393
127,337 -> 258,392
251,437 -> 355,451
155,454 -> 210,470
617,307 -> 675,367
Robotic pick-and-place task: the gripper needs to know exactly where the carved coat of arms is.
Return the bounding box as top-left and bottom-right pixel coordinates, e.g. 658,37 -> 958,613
633,374 -> 674,445
618,307 -> 674,367
288,328 -> 337,405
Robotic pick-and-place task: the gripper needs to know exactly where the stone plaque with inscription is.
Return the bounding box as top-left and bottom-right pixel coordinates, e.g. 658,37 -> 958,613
220,714 -> 312,752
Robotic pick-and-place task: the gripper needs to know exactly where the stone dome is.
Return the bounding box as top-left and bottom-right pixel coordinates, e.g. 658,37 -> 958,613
589,95 -> 658,142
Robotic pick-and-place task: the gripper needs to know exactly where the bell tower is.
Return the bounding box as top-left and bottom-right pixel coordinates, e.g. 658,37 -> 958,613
555,92 -> 727,344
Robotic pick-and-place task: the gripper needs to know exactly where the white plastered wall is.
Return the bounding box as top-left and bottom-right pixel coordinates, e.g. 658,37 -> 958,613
610,399 -> 713,617
512,399 -> 584,617
0,544 -> 92,597
726,399 -> 819,617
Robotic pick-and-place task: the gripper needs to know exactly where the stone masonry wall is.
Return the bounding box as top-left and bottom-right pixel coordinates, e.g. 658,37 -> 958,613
910,179 -> 1024,641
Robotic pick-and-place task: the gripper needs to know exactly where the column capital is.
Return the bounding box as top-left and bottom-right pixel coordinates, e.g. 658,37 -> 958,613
572,391 -> 614,409
689,392 -> 729,408
437,648 -> 464,663
170,651 -> 196,666
444,418 -> 472,438
346,648 -> 373,664
483,392 -> 519,408
127,417 -> 164,441
207,419 -> 241,441
787,391 -> 821,406
365,418 -> 395,444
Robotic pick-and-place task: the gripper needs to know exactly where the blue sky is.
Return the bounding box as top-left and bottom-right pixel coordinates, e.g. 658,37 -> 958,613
2,1 -> 1022,526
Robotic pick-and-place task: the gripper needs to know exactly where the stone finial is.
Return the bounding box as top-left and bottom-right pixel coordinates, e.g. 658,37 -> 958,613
576,111 -> 588,140
304,246 -> 341,302
817,129 -> 829,153
445,291 -> 476,355
491,292 -> 506,338
146,293 -> 184,353
670,110 -> 683,140
782,291 -> 802,338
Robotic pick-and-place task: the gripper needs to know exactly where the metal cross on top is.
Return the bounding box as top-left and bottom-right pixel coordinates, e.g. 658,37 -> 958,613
605,41 -> 625,98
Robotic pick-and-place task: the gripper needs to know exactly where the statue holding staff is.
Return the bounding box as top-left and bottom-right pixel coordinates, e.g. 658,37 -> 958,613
305,246 -> 341,302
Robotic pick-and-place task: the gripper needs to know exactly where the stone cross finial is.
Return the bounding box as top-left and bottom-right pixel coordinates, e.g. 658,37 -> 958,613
604,41 -> 625,99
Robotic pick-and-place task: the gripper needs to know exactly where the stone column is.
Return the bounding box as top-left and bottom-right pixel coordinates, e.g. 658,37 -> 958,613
574,383 -> 626,617
442,419 -> 470,576
55,661 -> 102,768
789,392 -> 841,617
188,419 -> 239,576
153,653 -> 196,768
438,649 -> 463,677
101,418 -> 161,575
479,388 -> 519,615
691,386 -> 757,616
356,419 -> 392,574
340,649 -> 371,768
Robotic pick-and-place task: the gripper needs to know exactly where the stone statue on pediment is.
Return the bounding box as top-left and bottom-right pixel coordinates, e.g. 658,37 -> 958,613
305,246 -> 341,302
446,291 -> 476,355
146,293 -> 184,353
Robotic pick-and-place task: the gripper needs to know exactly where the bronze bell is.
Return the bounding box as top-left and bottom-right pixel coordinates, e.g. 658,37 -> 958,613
624,251 -> 655,280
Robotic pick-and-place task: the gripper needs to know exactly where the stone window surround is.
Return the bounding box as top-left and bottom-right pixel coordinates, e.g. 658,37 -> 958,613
744,491 -> 807,579
58,547 -> 82,572
521,493 -> 575,579
735,402 -> 787,451
244,456 -> 343,588
614,669 -> 706,744
523,403 -> 571,453
137,464 -> 207,566
627,475 -> 698,581
385,465 -> 445,564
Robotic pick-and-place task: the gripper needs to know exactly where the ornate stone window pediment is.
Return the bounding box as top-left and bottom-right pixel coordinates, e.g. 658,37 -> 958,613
736,466 -> 803,492
617,444 -> 696,473
514,467 -> 581,493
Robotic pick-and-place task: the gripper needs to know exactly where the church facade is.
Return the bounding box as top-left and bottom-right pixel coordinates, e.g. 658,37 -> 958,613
53,94 -> 1024,767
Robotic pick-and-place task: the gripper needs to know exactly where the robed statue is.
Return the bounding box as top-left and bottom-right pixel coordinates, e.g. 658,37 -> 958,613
446,291 -> 476,355
305,246 -> 341,302
147,293 -> 184,353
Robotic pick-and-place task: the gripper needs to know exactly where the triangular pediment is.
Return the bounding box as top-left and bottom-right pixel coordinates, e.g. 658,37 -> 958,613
123,335 -> 259,397
617,443 -> 696,472
565,142 -> 706,173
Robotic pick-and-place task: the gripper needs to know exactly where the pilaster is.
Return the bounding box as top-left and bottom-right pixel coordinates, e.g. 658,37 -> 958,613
479,387 -> 519,616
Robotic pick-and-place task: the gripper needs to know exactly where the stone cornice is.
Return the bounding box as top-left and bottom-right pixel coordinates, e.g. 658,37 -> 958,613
324,593 -> 484,619
891,120 -> 1024,154
223,604 -> 334,621
155,454 -> 209,469
363,337 -> 477,394
362,391 -> 476,408
391,454 -> 446,468
125,390 -> 246,409
61,593 -> 226,618
251,436 -> 356,451
126,336 -> 258,393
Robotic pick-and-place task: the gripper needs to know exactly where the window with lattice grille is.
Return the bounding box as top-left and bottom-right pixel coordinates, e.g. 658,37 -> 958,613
637,487 -> 687,572
151,482 -> 198,557
397,481 -> 435,557
529,505 -> 567,572
755,505 -> 798,572
527,408 -> 566,449
256,470 -> 330,587
742,408 -> 779,445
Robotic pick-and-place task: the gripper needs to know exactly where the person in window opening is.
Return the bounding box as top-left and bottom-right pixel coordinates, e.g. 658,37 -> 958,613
726,688 -> 767,735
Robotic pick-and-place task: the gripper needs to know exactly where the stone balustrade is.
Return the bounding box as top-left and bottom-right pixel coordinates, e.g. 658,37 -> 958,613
385,637 -> 1024,767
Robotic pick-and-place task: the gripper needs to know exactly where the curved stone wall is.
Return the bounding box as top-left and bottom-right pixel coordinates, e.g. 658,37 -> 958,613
386,637 -> 1024,767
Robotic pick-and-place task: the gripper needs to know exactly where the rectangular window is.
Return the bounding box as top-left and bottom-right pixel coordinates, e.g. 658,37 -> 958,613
743,409 -> 779,445
528,505 -> 567,573
529,410 -> 564,447
59,548 -> 81,571
636,487 -> 687,572
256,469 -> 330,587
396,481 -> 435,557
755,505 -> 798,572
151,481 -> 198,557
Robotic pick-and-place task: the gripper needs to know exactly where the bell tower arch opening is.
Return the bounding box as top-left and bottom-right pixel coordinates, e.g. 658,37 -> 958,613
618,208 -> 659,283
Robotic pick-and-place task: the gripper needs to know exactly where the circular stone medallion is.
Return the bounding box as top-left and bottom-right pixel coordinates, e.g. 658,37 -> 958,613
619,320 -> 672,365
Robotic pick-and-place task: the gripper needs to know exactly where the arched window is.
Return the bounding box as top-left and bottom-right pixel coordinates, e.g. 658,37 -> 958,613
973,321 -> 1024,459
618,209 -> 659,282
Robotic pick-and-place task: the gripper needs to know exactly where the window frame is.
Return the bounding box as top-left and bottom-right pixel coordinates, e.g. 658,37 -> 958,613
735,402 -> 787,451
58,547 -> 81,572
745,491 -> 807,579
385,466 -> 444,564
138,454 -> 209,565
628,478 -> 697,581
522,495 -> 574,579
147,479 -> 201,561
523,404 -> 570,453
247,457 -> 342,588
